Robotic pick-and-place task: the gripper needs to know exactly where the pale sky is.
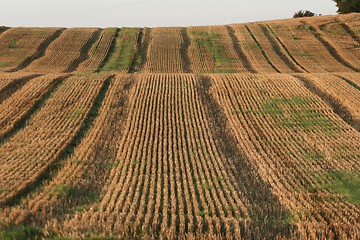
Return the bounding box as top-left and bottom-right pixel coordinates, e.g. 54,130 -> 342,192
1,0 -> 337,27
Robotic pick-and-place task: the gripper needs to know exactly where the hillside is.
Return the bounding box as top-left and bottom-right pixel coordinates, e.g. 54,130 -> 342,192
0,13 -> 359,239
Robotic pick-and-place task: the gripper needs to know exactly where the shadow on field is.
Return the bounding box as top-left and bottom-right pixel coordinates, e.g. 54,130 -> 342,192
197,75 -> 291,239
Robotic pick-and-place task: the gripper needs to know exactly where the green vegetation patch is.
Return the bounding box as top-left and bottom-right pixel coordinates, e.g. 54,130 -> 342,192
319,171 -> 360,205
0,187 -> 9,194
48,183 -> 98,200
243,42 -> 259,50
67,204 -> 91,214
88,28 -> 115,56
102,28 -> 139,71
298,23 -> 313,33
8,40 -> 18,49
193,31 -> 230,63
192,31 -> 235,72
30,29 -> 51,38
278,211 -> 298,226
292,35 -> 302,40
261,96 -> 339,133
67,110 -> 83,120
0,62 -> 12,68
293,52 -> 312,57
211,69 -> 238,73
321,23 -> 346,35
201,182 -> 211,190
305,152 -> 323,159
48,184 -> 76,198
0,226 -> 43,240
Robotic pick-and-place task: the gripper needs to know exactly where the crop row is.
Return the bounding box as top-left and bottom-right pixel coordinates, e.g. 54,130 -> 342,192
0,72 -> 359,238
0,74 -> 109,205
77,28 -> 118,72
100,28 -> 140,72
265,20 -> 354,73
24,28 -> 100,73
230,24 -> 279,73
337,72 -> 360,87
0,28 -> 61,72
209,74 -> 360,238
143,28 -> 184,73
306,16 -> 360,69
0,14 -> 358,74
0,74 -> 63,140
187,26 -> 245,73
0,73 -> 36,96
51,74 -> 250,238
1,74 -> 135,228
295,73 -> 360,130
244,23 -> 302,73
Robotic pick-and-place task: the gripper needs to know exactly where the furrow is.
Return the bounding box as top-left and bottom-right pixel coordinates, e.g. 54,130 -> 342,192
244,25 -> 281,73
8,29 -> 66,72
226,25 -> 256,73
295,75 -> 359,132
0,74 -> 42,104
65,29 -> 103,72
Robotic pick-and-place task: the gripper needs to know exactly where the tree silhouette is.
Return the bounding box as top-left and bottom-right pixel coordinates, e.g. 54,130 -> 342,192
293,10 -> 315,18
333,0 -> 360,14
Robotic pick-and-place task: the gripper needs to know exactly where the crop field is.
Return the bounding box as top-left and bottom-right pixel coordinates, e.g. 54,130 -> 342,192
0,14 -> 359,239
143,28 -> 184,73
0,28 -> 62,72
187,26 -> 247,73
23,28 -> 101,73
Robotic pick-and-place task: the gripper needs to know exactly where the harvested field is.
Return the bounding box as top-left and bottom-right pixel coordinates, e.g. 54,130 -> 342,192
294,73 -> 360,131
266,19 -> 356,73
0,13 -> 359,240
0,28 -> 62,72
305,17 -> 360,69
209,73 -> 360,238
100,28 -> 140,73
246,23 -> 303,73
23,28 -> 100,73
0,73 -> 41,104
336,72 -> 360,88
77,28 -> 117,72
43,74 -> 251,238
0,74 -> 110,206
0,74 -> 64,140
0,75 -> 134,227
188,26 -> 247,73
143,28 -> 184,73
0,72 -> 37,95
228,24 -> 278,73
338,13 -> 360,39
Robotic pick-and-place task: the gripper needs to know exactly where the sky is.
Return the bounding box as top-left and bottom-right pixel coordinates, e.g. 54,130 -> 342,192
1,0 -> 337,28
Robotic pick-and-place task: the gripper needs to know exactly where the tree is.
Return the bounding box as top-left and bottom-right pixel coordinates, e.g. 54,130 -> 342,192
333,0 -> 360,14
293,10 -> 315,18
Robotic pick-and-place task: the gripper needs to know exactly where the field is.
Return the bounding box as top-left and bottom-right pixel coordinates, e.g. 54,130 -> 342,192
0,13 -> 359,239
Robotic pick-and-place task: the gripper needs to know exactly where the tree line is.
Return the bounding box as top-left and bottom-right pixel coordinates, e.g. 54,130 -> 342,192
294,0 -> 359,18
